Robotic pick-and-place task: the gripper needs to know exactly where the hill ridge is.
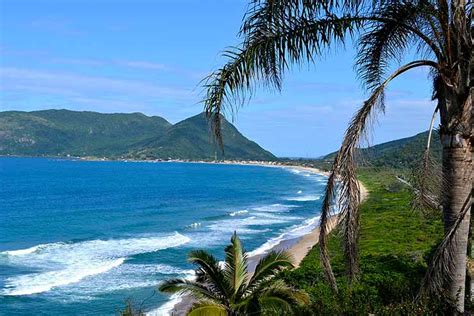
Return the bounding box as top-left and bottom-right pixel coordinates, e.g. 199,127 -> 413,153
0,109 -> 276,161
315,130 -> 441,169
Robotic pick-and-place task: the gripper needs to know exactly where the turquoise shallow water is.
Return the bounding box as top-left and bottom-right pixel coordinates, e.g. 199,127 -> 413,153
0,157 -> 326,315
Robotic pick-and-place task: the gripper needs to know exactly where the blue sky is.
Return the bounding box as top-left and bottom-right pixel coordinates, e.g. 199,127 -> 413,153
0,0 -> 437,157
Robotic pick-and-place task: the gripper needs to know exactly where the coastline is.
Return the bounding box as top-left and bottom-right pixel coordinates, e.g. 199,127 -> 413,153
3,156 -> 366,315
1,155 -> 329,176
162,163 -> 368,316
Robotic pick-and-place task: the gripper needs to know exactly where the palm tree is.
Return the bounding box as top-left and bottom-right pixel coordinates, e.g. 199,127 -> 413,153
202,0 -> 472,312
159,232 -> 308,315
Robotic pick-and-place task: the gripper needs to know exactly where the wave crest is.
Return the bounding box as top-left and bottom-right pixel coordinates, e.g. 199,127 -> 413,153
1,232 -> 190,296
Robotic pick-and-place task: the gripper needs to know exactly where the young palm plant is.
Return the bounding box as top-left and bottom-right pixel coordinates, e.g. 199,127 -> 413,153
202,0 -> 472,312
159,233 -> 309,315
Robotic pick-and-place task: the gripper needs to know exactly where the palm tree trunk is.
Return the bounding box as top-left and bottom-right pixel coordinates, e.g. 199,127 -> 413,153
441,132 -> 473,313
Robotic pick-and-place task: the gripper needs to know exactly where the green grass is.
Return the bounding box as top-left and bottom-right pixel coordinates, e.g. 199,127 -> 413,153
281,168 -> 447,314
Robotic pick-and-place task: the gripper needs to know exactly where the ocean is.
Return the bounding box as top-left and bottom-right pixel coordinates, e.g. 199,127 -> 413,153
0,157 -> 327,315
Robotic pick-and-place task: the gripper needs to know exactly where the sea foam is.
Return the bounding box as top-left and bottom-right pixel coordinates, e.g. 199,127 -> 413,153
286,194 -> 321,201
2,245 -> 42,256
145,271 -> 195,316
252,203 -> 296,212
247,216 -> 321,258
54,263 -> 195,298
3,258 -> 125,296
1,232 -> 190,296
228,209 -> 249,216
207,215 -> 288,234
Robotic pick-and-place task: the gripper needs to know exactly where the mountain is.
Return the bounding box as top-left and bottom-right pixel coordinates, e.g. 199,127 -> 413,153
318,131 -> 442,169
0,110 -> 276,161
0,110 -> 171,157
134,113 -> 275,161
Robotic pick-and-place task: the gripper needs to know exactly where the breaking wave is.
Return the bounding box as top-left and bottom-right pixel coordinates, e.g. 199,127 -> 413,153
1,232 -> 190,296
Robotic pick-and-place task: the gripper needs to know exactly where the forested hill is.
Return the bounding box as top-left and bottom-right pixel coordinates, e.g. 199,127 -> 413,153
362,131 -> 441,168
287,131 -> 442,170
0,110 -> 276,161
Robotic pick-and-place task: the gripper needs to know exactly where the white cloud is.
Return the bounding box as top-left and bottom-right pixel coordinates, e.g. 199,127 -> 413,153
30,17 -> 84,36
119,61 -> 168,70
51,58 -> 105,66
0,67 -> 195,100
49,57 -> 168,71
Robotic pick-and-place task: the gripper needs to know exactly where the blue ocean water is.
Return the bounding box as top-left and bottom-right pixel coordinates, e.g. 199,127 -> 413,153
0,157 -> 327,315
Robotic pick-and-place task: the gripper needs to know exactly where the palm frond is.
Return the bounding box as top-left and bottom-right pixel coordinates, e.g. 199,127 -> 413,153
411,107 -> 443,213
256,279 -> 310,314
240,0 -> 384,38
246,250 -> 294,291
319,59 -> 439,288
258,296 -> 292,314
356,1 -> 440,91
204,0 -> 443,149
319,171 -> 339,289
411,150 -> 443,213
418,194 -> 472,301
188,250 -> 231,301
203,14 -> 366,148
160,232 -> 308,315
223,232 -> 249,299
158,279 -> 223,303
188,301 -> 227,316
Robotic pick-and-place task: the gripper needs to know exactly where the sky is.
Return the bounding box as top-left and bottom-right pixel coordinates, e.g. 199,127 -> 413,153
0,0 -> 438,157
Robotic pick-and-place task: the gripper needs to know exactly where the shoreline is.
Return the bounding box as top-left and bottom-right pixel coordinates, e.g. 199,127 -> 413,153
163,164 -> 368,316
1,155 -> 330,176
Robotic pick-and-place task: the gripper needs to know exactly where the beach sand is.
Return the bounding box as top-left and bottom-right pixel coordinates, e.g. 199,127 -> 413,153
166,164 -> 369,316
282,166 -> 368,267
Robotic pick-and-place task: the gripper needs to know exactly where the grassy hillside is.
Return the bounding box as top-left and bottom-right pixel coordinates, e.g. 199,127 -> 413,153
0,110 -> 275,160
0,110 -> 171,157
134,113 -> 275,161
281,131 -> 442,171
318,131 -> 442,169
281,169 -> 447,314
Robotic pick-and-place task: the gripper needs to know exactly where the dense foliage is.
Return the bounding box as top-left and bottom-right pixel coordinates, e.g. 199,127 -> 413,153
280,170 -> 454,314
0,110 -> 275,160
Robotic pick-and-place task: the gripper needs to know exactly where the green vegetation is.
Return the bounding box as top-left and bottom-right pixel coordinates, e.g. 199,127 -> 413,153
134,113 -> 275,161
0,110 -> 275,160
159,233 -> 308,315
280,131 -> 442,172
280,169 -> 449,314
0,109 -> 171,157
319,131 -> 442,170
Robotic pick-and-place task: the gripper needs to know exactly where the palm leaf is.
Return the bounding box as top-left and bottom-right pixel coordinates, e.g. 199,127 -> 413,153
356,1 -> 442,91
188,302 -> 227,316
203,14 -> 367,148
418,194 -> 472,301
158,279 -> 223,303
188,250 -> 231,302
246,250 -> 293,291
223,232 -> 249,300
411,106 -> 443,213
255,279 -> 310,314
319,59 -> 439,288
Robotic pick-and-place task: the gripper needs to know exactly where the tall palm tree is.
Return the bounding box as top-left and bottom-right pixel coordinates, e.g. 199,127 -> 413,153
159,233 -> 308,315
202,0 -> 472,312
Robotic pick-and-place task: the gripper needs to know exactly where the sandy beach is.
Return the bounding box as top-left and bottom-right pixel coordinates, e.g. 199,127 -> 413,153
163,164 -> 369,316
282,165 -> 368,267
